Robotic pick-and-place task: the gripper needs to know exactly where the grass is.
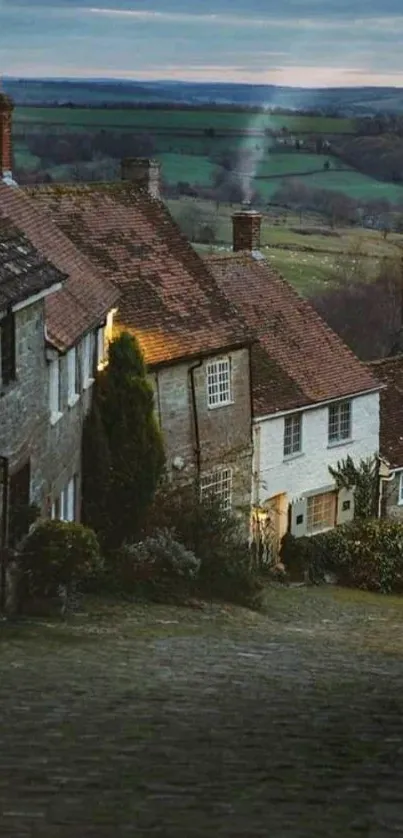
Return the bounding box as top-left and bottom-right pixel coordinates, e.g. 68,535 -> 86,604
169,196 -> 403,294
15,106 -> 355,134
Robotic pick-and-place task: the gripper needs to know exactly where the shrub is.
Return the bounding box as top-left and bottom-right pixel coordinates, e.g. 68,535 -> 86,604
114,528 -> 200,602
281,519 -> 403,594
145,482 -> 265,610
19,520 -> 102,608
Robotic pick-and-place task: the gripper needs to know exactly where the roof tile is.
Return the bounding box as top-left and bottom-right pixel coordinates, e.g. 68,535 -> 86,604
25,183 -> 249,365
0,183 -> 119,350
206,251 -> 380,415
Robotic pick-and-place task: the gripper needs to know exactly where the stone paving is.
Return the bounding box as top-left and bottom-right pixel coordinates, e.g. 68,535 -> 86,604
1,589 -> 403,837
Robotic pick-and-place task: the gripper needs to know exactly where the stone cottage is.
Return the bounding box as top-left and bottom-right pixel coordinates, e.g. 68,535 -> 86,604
25,165 -> 254,517
0,176 -> 118,565
366,356 -> 403,518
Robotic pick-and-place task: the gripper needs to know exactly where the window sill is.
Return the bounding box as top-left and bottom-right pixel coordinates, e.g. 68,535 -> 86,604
50,411 -> 63,426
283,451 -> 304,463
83,377 -> 95,391
68,393 -> 80,409
327,438 -> 354,450
207,399 -> 234,411
306,525 -> 334,537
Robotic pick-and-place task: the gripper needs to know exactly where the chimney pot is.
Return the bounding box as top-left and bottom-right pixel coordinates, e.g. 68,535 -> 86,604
232,210 -> 262,252
121,157 -> 161,199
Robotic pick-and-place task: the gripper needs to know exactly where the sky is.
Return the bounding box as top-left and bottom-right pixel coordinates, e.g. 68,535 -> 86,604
1,0 -> 403,88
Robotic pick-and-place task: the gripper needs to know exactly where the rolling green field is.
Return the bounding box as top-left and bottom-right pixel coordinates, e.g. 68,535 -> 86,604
172,197 -> 403,295
12,105 -> 403,207
14,106 -> 355,134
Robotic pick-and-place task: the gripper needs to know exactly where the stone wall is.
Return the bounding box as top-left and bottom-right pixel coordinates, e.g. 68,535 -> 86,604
149,347 -> 253,514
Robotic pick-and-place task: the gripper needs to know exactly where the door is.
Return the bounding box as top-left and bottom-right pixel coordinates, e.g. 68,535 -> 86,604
8,461 -> 31,548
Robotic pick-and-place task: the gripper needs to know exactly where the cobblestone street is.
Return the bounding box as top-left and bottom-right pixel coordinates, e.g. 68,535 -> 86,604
1,588 -> 403,837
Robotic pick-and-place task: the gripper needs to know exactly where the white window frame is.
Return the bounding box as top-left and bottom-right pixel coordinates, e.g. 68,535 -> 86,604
49,357 -> 63,425
328,400 -> 352,445
306,491 -> 337,534
51,475 -> 77,522
398,472 -> 403,506
97,326 -> 107,371
200,467 -> 233,512
82,333 -> 95,390
67,346 -> 80,407
284,413 -> 302,458
206,357 -> 232,409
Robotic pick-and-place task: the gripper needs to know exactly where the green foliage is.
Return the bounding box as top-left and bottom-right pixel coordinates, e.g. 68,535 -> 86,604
19,520 -> 102,603
81,397 -> 112,545
115,528 -> 200,602
328,455 -> 379,519
146,481 -> 264,610
82,332 -> 165,550
8,502 -> 40,549
281,519 -> 403,594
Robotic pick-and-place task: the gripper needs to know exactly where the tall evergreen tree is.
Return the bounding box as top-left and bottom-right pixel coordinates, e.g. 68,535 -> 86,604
92,331 -> 165,549
81,394 -> 112,547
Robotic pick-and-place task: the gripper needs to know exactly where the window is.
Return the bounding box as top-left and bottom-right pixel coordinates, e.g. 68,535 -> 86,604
51,475 -> 77,522
284,414 -> 302,457
328,400 -> 351,444
67,347 -> 80,406
82,333 -> 94,389
399,473 -> 403,505
0,312 -> 16,387
49,356 -> 63,423
207,357 -> 231,408
307,491 -> 336,534
200,467 -> 232,512
96,326 -> 107,371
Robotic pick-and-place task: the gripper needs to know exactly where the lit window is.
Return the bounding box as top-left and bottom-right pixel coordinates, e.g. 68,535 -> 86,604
207,358 -> 231,408
200,467 -> 232,512
328,401 -> 351,444
67,346 -> 80,406
49,357 -> 63,423
96,326 -> 107,371
284,414 -> 302,457
307,491 -> 336,534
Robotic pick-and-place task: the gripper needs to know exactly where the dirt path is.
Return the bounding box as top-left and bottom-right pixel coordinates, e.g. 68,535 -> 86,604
1,587 -> 403,837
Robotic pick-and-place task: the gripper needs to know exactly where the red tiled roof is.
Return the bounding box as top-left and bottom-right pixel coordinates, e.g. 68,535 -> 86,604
205,251 -> 380,416
367,357 -> 403,469
24,184 -> 249,366
0,183 -> 119,350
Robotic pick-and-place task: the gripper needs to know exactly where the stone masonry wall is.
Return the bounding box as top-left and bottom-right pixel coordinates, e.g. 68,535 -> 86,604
149,347 -> 253,514
0,300 -> 91,527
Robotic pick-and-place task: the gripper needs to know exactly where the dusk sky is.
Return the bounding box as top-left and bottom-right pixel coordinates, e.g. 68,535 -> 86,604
1,0 -> 403,88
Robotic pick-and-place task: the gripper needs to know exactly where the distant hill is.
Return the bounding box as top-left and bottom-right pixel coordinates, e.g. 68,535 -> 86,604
3,77 -> 403,116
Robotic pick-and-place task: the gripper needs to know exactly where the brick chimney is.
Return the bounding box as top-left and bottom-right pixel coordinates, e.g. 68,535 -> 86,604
121,157 -> 160,199
0,92 -> 14,185
232,207 -> 262,252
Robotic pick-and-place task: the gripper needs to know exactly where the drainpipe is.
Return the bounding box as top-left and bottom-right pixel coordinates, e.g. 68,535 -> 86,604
188,359 -> 203,483
0,456 -> 9,612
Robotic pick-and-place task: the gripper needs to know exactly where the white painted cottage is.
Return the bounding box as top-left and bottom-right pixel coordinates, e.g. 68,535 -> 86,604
207,211 -> 381,548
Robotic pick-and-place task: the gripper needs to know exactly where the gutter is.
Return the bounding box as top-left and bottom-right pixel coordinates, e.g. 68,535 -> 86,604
188,359 -> 203,482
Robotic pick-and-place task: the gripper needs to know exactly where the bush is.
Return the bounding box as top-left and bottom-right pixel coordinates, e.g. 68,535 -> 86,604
281,519 -> 403,594
18,520 -> 102,608
113,528 -> 200,602
145,483 -> 265,610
